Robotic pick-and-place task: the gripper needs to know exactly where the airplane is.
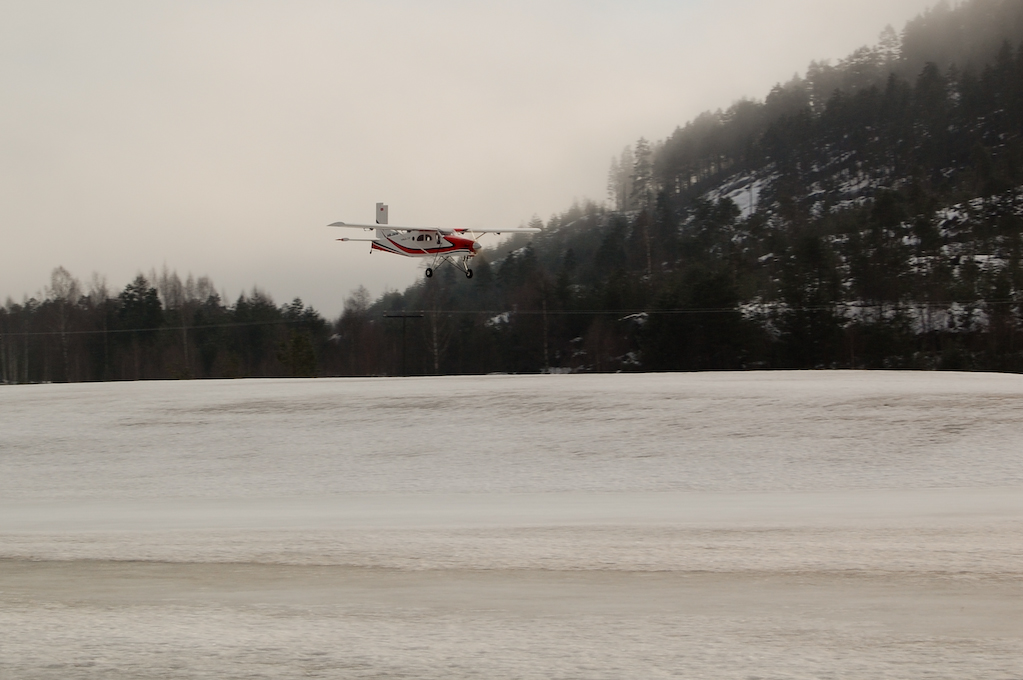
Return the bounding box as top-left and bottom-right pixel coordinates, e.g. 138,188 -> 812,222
329,203 -> 540,278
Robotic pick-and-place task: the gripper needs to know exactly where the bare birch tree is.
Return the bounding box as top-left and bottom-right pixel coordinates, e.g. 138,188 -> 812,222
46,266 -> 81,382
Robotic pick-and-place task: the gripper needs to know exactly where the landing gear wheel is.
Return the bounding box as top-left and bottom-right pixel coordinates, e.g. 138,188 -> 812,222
425,268 -> 433,278
465,268 -> 473,279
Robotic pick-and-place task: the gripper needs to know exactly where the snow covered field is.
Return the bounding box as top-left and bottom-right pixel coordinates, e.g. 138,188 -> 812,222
2,371 -> 1022,678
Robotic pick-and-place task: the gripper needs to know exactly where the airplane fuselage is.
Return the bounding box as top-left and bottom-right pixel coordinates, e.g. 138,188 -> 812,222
370,229 -> 480,258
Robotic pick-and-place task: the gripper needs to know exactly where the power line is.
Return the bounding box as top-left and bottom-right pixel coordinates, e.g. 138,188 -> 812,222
0,318 -> 315,338
394,299 -> 1022,316
2,299 -> 1017,337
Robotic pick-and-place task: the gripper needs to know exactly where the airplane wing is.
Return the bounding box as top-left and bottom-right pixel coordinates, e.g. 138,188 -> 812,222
451,227 -> 541,234
328,222 -> 540,234
328,222 -> 390,230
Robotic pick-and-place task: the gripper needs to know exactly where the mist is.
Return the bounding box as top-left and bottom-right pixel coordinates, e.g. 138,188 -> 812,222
1,0 -> 937,314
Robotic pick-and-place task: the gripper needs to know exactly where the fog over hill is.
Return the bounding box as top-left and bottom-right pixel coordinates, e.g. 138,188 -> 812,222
3,0 -> 1023,380
3,0 -> 941,314
370,0 -> 1023,376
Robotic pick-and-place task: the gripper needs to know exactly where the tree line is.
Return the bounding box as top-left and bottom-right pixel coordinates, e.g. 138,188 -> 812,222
0,268 -> 329,383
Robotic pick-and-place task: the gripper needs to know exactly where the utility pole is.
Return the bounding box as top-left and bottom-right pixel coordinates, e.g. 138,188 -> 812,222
542,297 -> 549,371
384,312 -> 424,376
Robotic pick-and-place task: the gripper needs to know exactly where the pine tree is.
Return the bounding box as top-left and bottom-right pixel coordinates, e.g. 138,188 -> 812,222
632,137 -> 653,212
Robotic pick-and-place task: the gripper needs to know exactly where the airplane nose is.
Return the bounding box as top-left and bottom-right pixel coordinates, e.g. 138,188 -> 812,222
472,241 -> 482,251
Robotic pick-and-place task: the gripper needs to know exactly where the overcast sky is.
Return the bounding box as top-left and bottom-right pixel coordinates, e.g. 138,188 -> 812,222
2,0 -> 937,315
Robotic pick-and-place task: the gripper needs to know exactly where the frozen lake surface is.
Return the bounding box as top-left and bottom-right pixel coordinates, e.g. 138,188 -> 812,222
2,371 -> 1023,678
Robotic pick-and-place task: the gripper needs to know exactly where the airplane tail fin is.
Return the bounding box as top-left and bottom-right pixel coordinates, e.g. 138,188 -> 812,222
376,203 -> 388,225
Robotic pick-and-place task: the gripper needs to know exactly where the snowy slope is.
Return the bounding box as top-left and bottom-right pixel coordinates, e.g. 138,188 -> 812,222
2,372 -> 1022,679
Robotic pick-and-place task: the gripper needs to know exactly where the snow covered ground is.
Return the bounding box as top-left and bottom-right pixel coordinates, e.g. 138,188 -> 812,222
2,371 -> 1022,678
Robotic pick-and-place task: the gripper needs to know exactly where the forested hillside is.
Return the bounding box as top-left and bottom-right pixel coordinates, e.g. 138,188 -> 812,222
345,0 -> 1023,375
4,0 -> 1023,381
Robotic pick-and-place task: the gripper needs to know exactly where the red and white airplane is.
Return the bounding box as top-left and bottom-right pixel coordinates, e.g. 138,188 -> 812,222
330,203 -> 540,278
